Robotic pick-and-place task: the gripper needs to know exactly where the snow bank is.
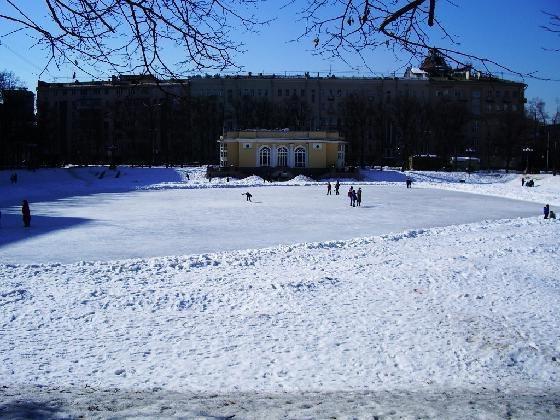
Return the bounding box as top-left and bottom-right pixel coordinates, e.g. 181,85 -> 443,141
1,217 -> 559,396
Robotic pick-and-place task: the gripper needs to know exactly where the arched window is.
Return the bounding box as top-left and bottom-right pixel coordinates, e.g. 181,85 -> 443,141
295,147 -> 306,167
277,147 -> 288,167
259,146 -> 270,167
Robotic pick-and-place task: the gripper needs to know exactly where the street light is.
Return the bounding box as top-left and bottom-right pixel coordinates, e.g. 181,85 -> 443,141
143,100 -> 162,166
522,147 -> 533,173
106,144 -> 117,169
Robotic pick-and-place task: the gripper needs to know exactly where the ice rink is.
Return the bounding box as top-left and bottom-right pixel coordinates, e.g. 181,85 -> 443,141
0,184 -> 539,264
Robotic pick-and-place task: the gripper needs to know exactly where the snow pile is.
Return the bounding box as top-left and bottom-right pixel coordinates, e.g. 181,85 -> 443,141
409,171 -> 560,206
1,217 -> 559,395
284,174 -> 316,185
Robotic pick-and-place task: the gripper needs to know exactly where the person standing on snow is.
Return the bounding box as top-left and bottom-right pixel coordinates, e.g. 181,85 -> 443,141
327,182 -> 332,195
335,180 -> 340,195
243,192 -> 253,202
356,187 -> 362,206
348,186 -> 355,207
544,204 -> 550,219
22,200 -> 31,227
406,177 -> 413,188
521,177 -> 525,187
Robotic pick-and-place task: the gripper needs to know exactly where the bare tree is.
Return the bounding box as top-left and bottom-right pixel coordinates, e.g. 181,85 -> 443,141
293,0 -> 539,79
0,1 -> 266,78
541,11 -> 560,52
0,70 -> 24,89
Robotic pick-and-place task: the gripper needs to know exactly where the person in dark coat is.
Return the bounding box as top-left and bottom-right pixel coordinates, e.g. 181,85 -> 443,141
544,204 -> 550,219
348,186 -> 354,206
356,187 -> 362,206
327,182 -> 332,195
406,177 -> 412,188
521,177 -> 525,187
22,200 -> 31,227
243,192 -> 253,202
335,180 -> 340,195
550,210 -> 556,219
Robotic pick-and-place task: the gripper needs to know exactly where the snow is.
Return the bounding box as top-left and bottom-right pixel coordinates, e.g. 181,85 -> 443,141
1,166 -> 559,418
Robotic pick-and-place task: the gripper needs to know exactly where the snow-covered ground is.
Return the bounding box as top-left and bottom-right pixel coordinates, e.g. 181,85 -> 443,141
1,166 -> 559,418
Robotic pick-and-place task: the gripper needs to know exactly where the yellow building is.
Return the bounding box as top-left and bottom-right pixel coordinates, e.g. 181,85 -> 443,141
217,130 -> 347,178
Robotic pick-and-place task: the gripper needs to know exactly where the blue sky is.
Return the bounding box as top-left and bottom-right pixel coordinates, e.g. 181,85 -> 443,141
1,0 -> 559,116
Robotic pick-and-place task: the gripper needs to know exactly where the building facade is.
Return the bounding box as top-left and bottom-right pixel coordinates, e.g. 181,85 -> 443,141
0,88 -> 36,168
36,51 -> 527,169
216,130 -> 346,178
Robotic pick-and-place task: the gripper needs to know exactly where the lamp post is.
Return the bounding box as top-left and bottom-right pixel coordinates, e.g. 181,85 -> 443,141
143,100 -> 162,166
106,144 -> 117,169
522,147 -> 533,173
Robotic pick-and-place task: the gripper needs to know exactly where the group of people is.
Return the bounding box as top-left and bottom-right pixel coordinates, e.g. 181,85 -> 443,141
326,181 -> 361,207
9,172 -> 18,184
326,180 -> 341,195
521,177 -> 535,187
544,204 -> 556,220
347,186 -> 362,207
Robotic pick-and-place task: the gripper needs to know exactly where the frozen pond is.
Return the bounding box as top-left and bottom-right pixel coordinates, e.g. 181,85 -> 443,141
0,185 -> 539,264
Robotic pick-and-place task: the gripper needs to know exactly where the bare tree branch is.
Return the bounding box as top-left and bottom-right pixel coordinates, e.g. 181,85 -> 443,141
0,0 -> 268,78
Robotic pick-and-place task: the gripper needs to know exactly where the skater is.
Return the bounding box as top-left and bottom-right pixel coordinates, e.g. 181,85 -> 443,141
348,186 -> 356,207
327,182 -> 332,195
186,173 -> 190,181
351,189 -> 358,207
406,177 -> 412,188
243,192 -> 253,202
22,199 -> 31,227
335,180 -> 340,195
356,187 -> 362,206
544,204 -> 550,219
521,177 -> 525,187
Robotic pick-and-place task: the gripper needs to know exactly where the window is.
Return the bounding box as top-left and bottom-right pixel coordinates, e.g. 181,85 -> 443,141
219,143 -> 228,167
259,146 -> 270,167
337,144 -> 345,163
285,89 -> 290,97
295,147 -> 306,167
278,89 -> 282,97
301,89 -> 306,97
277,147 -> 288,167
472,120 -> 480,133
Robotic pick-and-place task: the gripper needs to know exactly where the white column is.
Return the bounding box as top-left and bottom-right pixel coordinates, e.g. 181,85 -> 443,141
288,144 -> 294,168
271,144 -> 277,167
